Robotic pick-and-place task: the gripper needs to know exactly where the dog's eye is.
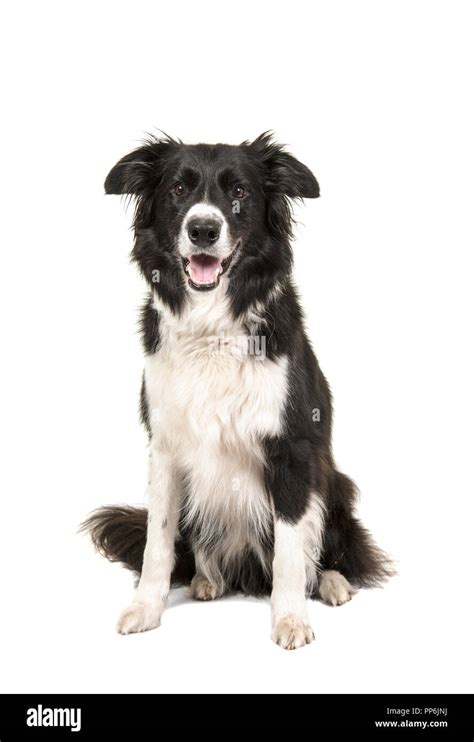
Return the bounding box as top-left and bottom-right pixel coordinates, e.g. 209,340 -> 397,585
173,182 -> 186,196
232,184 -> 246,199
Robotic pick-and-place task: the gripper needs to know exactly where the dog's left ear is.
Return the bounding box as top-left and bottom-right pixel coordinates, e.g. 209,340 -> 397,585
250,132 -> 320,199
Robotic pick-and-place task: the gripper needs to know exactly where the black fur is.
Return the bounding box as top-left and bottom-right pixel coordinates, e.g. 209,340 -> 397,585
82,132 -> 393,598
81,506 -> 196,586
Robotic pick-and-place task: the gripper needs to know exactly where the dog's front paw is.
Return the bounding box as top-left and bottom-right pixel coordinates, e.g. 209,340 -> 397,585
272,614 -> 314,650
116,601 -> 161,635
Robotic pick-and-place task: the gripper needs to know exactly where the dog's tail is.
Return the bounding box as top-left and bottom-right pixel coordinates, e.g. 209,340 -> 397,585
320,471 -> 395,587
80,505 -> 195,584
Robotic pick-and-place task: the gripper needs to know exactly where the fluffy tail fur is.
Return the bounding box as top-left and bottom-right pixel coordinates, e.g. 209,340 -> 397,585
80,505 -> 195,585
319,471 -> 395,587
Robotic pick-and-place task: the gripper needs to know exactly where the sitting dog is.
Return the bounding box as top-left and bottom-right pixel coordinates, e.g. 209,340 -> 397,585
83,133 -> 392,649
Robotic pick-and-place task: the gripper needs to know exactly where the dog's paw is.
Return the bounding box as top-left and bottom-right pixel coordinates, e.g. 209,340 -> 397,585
272,614 -> 314,650
190,574 -> 219,601
319,570 -> 354,606
116,601 -> 161,635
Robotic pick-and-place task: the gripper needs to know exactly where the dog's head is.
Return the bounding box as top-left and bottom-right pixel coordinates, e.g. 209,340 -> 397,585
105,133 -> 319,312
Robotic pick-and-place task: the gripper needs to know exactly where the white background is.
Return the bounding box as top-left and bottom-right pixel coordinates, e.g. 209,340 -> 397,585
1,0 -> 473,694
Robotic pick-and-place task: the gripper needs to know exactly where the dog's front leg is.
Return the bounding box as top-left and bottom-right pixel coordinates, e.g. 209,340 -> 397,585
117,448 -> 179,634
271,516 -> 315,650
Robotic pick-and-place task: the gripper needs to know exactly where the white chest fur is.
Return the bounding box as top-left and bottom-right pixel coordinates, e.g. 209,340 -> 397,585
144,284 -> 289,552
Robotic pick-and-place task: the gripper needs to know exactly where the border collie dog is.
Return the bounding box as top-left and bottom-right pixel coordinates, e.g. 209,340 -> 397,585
83,133 -> 392,649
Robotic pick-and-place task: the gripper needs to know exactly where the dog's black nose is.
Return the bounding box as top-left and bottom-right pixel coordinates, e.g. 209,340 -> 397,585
187,218 -> 221,248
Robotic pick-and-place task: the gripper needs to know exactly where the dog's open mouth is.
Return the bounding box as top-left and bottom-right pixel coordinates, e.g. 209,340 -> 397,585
182,251 -> 234,291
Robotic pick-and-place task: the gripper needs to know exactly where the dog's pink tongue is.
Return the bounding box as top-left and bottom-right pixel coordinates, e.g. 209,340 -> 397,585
189,254 -> 221,284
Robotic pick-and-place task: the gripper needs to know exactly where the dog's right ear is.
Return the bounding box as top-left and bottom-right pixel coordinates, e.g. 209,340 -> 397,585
105,147 -> 153,195
104,137 -> 177,195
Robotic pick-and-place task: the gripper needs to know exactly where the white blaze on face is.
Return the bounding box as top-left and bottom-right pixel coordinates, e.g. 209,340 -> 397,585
178,202 -> 231,257
178,203 -> 235,289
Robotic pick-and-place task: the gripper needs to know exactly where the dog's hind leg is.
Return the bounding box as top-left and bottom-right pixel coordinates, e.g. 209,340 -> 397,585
319,569 -> 354,606
189,550 -> 225,601
319,470 -> 394,590
190,575 -> 219,601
